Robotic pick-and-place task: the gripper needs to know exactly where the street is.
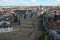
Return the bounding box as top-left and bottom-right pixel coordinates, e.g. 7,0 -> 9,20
0,28 -> 37,40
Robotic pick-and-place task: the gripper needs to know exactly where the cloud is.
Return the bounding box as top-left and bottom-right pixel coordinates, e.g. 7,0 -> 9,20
30,0 -> 37,2
0,0 -> 17,6
55,0 -> 60,3
0,0 -> 60,6
55,0 -> 60,6
0,0 -> 16,3
0,0 -> 40,6
47,0 -> 50,1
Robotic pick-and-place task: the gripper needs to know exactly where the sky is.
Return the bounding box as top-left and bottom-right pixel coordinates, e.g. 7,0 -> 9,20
0,0 -> 60,6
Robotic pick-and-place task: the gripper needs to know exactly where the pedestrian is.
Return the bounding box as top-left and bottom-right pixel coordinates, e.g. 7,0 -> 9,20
12,13 -> 18,23
30,13 -> 33,18
24,14 -> 27,19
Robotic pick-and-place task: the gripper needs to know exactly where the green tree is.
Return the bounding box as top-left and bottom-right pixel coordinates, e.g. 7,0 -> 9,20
39,32 -> 47,40
47,34 -> 53,40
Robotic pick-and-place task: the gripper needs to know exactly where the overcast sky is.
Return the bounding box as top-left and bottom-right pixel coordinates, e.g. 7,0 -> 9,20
0,0 -> 60,6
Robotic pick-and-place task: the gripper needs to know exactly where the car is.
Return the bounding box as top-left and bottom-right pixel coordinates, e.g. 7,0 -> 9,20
2,14 -> 10,21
